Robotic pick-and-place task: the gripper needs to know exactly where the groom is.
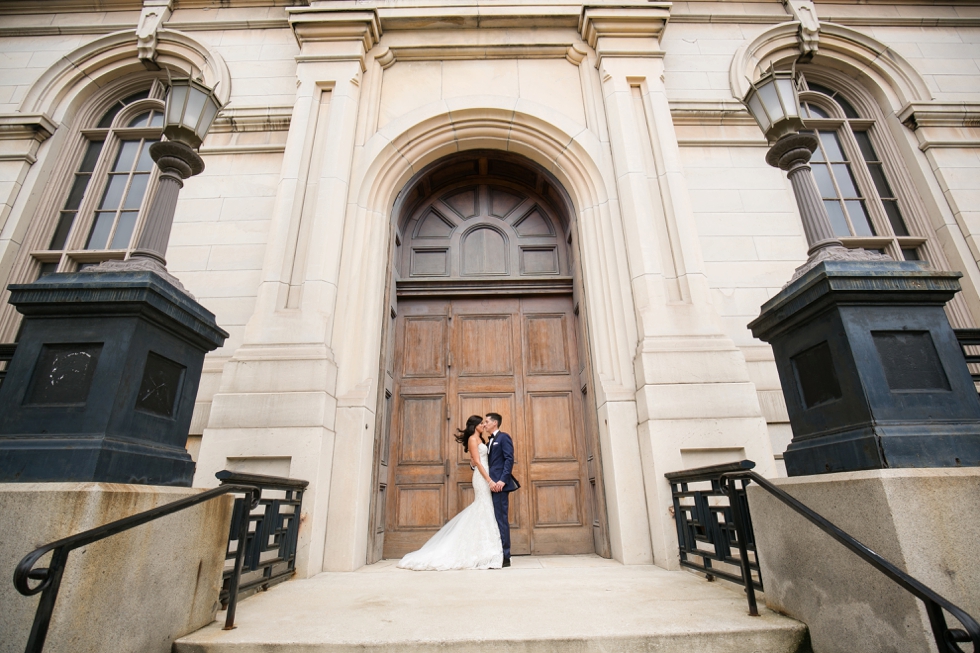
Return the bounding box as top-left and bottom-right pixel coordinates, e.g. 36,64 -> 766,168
484,412 -> 520,567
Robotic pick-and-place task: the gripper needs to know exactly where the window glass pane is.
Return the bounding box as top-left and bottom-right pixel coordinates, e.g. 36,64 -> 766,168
819,131 -> 845,161
805,132 -> 824,162
824,200 -> 850,236
812,164 -> 838,199
79,140 -> 104,173
902,248 -> 920,261
38,262 -> 58,278
883,200 -> 909,237
97,105 -> 122,129
135,140 -> 156,172
110,212 -> 138,249
804,102 -> 830,119
807,83 -> 834,97
867,163 -> 894,198
832,163 -> 859,197
98,174 -> 128,210
49,212 -> 76,250
121,90 -> 150,105
853,131 -> 877,162
115,141 -> 139,172
63,173 -> 91,211
845,200 -> 875,236
124,174 -> 149,210
836,96 -> 860,119
149,111 -> 163,128
86,212 -> 115,249
127,112 -> 151,128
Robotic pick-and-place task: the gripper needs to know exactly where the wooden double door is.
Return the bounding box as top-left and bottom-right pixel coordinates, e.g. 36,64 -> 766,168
382,295 -> 595,558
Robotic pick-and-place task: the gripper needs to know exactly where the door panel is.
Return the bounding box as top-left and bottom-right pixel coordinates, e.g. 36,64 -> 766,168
383,294 -> 593,558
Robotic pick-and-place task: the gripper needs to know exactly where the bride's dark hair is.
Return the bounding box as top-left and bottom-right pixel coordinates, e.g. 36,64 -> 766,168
454,415 -> 484,452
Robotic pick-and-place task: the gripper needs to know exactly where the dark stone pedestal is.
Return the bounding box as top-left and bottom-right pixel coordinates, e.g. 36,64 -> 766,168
749,261 -> 980,476
0,270 -> 227,486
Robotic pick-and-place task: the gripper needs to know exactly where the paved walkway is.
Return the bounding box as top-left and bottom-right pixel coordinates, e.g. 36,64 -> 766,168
176,555 -> 807,653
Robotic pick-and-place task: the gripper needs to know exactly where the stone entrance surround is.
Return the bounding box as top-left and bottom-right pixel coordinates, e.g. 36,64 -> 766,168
193,0 -> 776,578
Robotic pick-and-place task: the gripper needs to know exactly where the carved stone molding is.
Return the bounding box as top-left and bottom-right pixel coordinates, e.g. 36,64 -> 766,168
287,6 -> 382,69
136,0 -> 173,65
579,2 -> 670,65
899,102 -> 980,151
783,0 -> 820,57
208,106 -> 293,134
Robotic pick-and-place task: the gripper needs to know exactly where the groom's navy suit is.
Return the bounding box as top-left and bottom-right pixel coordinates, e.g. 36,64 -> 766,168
487,430 -> 520,559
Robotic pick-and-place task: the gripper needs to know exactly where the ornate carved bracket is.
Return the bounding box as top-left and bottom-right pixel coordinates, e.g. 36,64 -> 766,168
136,0 -> 173,67
579,2 -> 670,67
783,0 -> 820,58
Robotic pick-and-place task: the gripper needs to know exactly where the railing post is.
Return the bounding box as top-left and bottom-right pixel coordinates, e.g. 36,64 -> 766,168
726,477 -> 759,617
23,547 -> 69,653
223,494 -> 253,631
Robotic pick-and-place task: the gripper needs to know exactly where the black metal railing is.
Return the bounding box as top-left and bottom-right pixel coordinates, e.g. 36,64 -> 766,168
666,461 -> 980,653
216,470 -> 308,609
13,470 -> 307,653
0,342 -> 16,390
665,460 -> 762,613
954,329 -> 980,388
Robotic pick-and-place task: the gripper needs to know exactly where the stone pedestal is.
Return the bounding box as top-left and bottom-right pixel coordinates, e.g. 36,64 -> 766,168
0,270 -> 227,486
747,469 -> 980,653
0,483 -> 233,653
749,260 -> 980,476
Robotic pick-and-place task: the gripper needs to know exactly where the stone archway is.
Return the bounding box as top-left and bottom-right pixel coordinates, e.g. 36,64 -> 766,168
369,151 -> 611,560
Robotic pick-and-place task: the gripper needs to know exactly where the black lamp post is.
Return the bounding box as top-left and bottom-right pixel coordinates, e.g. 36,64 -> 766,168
0,77 -> 228,486
743,67 -> 980,475
742,67 -> 888,282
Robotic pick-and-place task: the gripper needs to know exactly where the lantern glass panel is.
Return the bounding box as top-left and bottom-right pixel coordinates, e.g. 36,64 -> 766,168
197,100 -> 219,141
758,81 -> 784,122
748,93 -> 770,133
183,88 -> 207,133
167,84 -> 187,125
776,78 -> 799,117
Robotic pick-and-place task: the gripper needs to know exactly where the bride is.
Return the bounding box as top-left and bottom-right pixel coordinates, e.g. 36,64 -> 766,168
397,415 -> 503,570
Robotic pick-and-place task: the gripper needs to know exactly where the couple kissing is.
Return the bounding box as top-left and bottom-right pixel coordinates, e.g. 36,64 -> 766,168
397,413 -> 520,571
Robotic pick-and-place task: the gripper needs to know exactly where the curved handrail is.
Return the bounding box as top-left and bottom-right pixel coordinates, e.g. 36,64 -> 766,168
13,483 -> 260,653
720,470 -> 980,653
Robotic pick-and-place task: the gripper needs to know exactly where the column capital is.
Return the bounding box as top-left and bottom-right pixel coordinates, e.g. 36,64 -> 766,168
288,6 -> 382,68
579,2 -> 671,62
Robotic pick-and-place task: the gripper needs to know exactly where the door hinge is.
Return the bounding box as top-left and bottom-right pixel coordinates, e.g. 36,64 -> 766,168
445,459 -> 451,477
447,351 -> 452,368
446,404 -> 451,420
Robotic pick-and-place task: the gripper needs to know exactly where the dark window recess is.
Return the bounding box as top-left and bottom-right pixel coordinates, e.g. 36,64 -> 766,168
25,343 -> 103,405
49,140 -> 104,250
902,248 -> 921,262
792,341 -> 843,408
853,131 -> 910,237
37,262 -> 58,278
873,331 -> 950,392
134,351 -> 185,418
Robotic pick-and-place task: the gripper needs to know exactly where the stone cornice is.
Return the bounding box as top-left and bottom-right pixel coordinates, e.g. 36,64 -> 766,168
0,0 -> 306,11
208,105 -> 293,133
287,6 -> 381,51
899,102 -> 980,130
899,102 -> 980,151
0,113 -> 58,142
579,3 -> 671,63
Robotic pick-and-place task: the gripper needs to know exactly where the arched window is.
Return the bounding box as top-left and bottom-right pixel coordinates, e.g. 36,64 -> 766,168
0,78 -> 166,341
35,79 -> 166,276
797,74 -> 926,263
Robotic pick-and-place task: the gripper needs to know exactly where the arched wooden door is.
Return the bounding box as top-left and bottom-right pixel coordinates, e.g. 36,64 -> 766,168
377,154 -> 608,559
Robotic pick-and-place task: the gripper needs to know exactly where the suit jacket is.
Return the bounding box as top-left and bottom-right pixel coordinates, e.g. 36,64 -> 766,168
487,431 -> 520,492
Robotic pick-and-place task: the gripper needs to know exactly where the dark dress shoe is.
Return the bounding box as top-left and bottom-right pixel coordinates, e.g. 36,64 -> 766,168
502,557 -> 511,567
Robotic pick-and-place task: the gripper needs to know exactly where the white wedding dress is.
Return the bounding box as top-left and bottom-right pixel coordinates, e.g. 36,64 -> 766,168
397,442 -> 503,570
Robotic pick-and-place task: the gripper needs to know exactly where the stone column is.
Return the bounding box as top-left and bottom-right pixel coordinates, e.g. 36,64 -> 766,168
581,2 -> 776,569
195,8 -> 380,576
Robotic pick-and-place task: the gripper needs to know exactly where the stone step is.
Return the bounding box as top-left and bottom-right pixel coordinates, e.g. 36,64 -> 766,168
176,556 -> 808,653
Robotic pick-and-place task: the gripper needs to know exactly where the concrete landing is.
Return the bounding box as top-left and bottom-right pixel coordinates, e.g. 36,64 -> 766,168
176,556 -> 808,653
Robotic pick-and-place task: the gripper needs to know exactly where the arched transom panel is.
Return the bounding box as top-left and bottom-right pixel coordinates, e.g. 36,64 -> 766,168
398,154 -> 570,280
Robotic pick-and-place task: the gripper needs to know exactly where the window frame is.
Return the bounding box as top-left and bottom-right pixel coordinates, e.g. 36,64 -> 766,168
32,84 -> 166,275
798,86 -> 927,261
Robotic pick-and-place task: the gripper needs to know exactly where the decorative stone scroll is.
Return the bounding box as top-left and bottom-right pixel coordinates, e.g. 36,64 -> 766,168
783,0 -> 820,58
136,0 -> 174,66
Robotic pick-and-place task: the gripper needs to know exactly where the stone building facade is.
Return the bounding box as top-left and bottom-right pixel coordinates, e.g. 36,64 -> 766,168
0,0 -> 978,578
